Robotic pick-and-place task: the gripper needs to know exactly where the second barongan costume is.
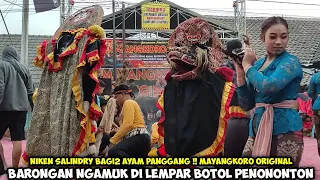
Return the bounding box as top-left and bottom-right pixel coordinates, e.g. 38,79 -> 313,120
22,6 -> 107,164
155,17 -> 245,157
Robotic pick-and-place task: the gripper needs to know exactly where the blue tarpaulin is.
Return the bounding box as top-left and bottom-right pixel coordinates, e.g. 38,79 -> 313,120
24,112 -> 32,132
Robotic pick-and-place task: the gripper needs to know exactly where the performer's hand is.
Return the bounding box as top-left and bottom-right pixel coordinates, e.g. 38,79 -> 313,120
234,62 -> 246,87
110,128 -> 118,134
97,126 -> 104,133
233,62 -> 245,78
112,122 -> 119,129
242,46 -> 257,68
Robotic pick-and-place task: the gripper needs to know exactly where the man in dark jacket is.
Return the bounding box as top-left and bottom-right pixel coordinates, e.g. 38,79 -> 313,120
2,45 -> 34,109
0,46 -> 31,169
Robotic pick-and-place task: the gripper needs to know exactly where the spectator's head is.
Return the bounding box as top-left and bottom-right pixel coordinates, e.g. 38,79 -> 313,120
128,79 -> 135,85
113,84 -> 134,106
98,79 -> 106,95
2,45 -> 20,62
298,85 -> 308,93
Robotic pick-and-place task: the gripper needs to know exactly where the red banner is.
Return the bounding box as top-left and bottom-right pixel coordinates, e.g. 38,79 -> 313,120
103,39 -> 170,68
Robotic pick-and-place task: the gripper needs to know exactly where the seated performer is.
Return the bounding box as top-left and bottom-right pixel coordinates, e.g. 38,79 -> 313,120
155,18 -> 242,157
108,85 -> 150,157
236,16 -> 303,166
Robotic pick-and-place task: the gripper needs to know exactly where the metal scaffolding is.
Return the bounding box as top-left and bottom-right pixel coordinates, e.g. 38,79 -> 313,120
233,0 -> 246,38
101,0 -> 238,42
60,0 -> 74,24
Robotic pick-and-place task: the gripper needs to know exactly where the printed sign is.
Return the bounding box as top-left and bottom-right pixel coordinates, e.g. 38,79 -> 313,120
141,2 -> 170,30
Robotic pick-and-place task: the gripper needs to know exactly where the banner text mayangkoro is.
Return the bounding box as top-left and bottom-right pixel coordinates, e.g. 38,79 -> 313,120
103,39 -> 169,68
100,68 -> 170,98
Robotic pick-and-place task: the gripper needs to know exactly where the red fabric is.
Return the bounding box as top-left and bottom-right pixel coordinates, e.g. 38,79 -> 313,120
297,97 -> 313,117
216,67 -> 234,82
303,121 -> 313,130
72,116 -> 86,156
158,144 -> 167,157
165,71 -> 173,82
91,124 -> 96,133
21,151 -> 29,164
